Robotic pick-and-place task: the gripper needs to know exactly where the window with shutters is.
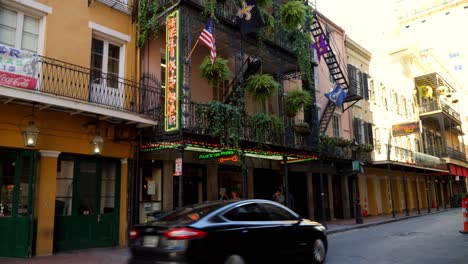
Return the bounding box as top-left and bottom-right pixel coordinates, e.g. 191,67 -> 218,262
0,6 -> 42,53
332,114 -> 340,138
361,72 -> 369,99
369,79 -> 375,103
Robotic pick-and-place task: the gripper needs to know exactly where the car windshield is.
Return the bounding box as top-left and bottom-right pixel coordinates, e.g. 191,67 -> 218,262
157,202 -> 229,223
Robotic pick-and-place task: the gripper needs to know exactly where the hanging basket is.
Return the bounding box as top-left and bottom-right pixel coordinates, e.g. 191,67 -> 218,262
293,123 -> 311,135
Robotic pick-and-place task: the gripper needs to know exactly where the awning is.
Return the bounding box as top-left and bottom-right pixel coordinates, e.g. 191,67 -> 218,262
449,164 -> 468,177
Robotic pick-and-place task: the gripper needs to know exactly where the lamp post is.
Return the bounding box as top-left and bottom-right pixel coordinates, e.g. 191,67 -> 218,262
351,139 -> 363,224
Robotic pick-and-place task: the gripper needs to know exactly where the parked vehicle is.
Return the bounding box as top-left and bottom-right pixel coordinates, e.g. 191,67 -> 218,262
128,199 -> 327,264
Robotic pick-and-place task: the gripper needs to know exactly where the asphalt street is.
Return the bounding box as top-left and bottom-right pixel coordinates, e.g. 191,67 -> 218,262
326,209 -> 468,264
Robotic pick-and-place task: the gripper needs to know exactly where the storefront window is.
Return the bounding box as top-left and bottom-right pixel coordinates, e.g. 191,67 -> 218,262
100,162 -> 116,213
78,162 -> 97,215
218,167 -> 242,200
18,156 -> 30,216
56,161 -> 74,216
0,155 -> 15,217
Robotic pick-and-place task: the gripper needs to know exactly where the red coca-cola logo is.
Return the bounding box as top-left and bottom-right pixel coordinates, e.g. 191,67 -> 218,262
0,72 -> 36,90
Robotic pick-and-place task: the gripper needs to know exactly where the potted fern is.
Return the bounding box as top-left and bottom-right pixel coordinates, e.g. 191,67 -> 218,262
280,1 -> 307,31
245,73 -> 280,110
200,56 -> 230,87
284,89 -> 312,117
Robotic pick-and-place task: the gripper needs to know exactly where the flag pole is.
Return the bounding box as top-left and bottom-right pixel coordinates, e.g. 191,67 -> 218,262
185,38 -> 200,63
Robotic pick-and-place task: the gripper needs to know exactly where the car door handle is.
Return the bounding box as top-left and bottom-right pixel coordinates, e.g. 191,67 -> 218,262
242,230 -> 248,233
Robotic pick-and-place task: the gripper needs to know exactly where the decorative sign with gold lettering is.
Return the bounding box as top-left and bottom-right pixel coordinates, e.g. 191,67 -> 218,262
392,121 -> 422,137
165,10 -> 180,132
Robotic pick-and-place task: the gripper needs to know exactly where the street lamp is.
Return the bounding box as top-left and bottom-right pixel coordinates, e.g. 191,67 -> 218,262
91,134 -> 104,155
22,120 -> 39,147
351,139 -> 363,224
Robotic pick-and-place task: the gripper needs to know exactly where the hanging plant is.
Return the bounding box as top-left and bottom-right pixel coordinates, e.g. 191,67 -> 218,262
358,143 -> 374,153
200,56 -> 231,87
284,89 -> 312,117
418,85 -> 433,99
293,121 -> 311,135
245,73 -> 280,103
259,8 -> 275,36
256,0 -> 273,8
195,101 -> 243,146
137,0 -> 161,48
280,1 -> 307,31
203,0 -> 216,16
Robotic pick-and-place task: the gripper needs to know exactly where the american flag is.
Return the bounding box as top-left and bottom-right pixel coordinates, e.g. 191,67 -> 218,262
199,17 -> 216,64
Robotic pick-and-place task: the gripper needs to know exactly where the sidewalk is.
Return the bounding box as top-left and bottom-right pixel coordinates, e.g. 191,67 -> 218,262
0,207 -> 457,264
325,207 -> 456,234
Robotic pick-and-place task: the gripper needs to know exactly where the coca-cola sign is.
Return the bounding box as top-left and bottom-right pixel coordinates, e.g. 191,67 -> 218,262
0,44 -> 38,90
0,72 -> 37,90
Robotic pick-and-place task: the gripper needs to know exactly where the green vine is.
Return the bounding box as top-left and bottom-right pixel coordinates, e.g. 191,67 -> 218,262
203,0 -> 216,16
293,31 -> 313,84
248,113 -> 283,146
137,0 -> 161,48
195,101 -> 243,146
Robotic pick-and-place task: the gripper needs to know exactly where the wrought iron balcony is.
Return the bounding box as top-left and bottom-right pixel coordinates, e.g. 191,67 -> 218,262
446,147 -> 467,161
381,144 -> 447,170
93,0 -> 136,16
187,0 -> 294,52
3,55 -> 162,120
419,100 -> 461,124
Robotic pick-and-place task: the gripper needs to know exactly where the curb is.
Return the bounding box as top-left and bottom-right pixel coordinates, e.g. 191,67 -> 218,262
326,208 -> 456,235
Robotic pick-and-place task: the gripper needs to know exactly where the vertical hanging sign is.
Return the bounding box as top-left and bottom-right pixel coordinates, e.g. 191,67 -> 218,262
165,10 -> 180,132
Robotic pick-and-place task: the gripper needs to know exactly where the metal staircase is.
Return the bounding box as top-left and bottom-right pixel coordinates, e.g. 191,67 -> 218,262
310,12 -> 350,134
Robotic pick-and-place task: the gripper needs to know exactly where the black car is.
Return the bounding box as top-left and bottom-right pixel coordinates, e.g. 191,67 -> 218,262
128,199 -> 327,264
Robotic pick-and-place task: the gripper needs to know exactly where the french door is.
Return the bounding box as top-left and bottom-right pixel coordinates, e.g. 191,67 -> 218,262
54,156 -> 120,252
0,150 -> 36,258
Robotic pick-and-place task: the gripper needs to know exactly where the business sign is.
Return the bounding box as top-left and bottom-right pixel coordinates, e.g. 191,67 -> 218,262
0,44 -> 38,90
392,121 -> 422,137
165,10 -> 180,132
199,150 -> 236,160
174,158 -> 182,176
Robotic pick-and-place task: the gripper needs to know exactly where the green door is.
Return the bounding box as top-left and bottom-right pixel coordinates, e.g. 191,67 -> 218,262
54,156 -> 120,252
0,150 -> 37,258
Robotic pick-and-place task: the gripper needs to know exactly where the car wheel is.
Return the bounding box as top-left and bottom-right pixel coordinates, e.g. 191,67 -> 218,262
310,238 -> 326,264
224,254 -> 245,264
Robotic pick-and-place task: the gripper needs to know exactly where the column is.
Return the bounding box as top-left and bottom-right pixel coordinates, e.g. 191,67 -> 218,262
247,167 -> 254,198
119,158 -> 128,247
35,150 -> 60,256
162,160 -> 173,211
206,163 -> 218,200
327,174 -> 334,220
306,172 -> 314,219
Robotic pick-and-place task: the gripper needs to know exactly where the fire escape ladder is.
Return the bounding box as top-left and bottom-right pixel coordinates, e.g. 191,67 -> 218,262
223,57 -> 260,104
311,12 -> 350,134
319,100 -> 336,134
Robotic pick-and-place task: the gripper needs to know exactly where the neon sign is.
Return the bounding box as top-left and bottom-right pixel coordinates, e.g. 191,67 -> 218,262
199,150 -> 236,160
165,10 -> 180,132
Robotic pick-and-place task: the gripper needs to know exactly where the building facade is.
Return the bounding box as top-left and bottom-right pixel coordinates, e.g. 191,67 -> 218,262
0,0 -> 152,257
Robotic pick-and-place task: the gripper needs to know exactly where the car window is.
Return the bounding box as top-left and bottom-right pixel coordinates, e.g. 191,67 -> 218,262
261,203 -> 298,221
158,203 -> 227,223
223,203 -> 269,221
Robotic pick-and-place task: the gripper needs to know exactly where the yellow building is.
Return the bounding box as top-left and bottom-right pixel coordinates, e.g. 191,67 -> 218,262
0,0 -> 154,257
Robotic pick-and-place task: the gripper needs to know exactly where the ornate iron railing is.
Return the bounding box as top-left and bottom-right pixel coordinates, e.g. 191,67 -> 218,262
383,144 -> 447,170
94,0 -> 135,15
420,100 -> 461,123
22,55 -> 163,119
447,147 -> 466,161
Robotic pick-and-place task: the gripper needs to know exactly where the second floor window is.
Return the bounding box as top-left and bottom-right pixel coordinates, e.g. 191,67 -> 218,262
0,7 -> 40,52
91,38 -> 121,88
333,115 -> 340,138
